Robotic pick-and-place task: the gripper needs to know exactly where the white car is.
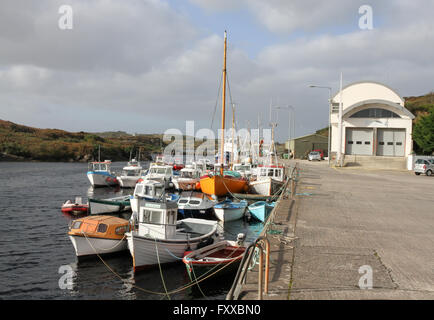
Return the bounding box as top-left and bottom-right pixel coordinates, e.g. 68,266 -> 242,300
308,151 -> 321,161
414,159 -> 434,176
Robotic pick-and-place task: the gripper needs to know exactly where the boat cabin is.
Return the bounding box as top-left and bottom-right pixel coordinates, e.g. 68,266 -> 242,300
68,215 -> 130,240
136,201 -> 178,239
179,167 -> 201,179
257,165 -> 285,182
134,180 -> 165,200
233,163 -> 252,177
88,160 -> 112,172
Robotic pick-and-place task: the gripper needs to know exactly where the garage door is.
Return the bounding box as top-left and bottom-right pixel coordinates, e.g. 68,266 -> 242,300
345,128 -> 373,155
376,129 -> 405,157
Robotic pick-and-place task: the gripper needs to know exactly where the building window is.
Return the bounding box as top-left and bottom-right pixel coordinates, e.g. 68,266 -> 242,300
348,141 -> 354,144
365,141 -> 371,145
350,108 -> 401,118
356,141 -> 362,145
396,142 -> 402,146
379,142 -> 385,145
387,142 -> 394,145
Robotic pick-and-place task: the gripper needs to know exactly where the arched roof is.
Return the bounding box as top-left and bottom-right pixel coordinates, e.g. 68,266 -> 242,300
343,99 -> 415,119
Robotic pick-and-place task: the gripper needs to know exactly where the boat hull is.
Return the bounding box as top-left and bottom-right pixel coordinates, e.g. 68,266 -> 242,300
69,235 -> 127,257
89,198 -> 131,215
87,172 -> 118,187
213,207 -> 246,222
249,177 -> 284,196
118,176 -> 139,188
248,202 -> 275,222
200,175 -> 247,196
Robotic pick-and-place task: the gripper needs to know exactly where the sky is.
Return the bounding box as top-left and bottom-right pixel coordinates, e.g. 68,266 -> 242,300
0,0 -> 433,142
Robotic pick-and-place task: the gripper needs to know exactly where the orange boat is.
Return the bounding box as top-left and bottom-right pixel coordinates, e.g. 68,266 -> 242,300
200,174 -> 247,196
200,31 -> 247,196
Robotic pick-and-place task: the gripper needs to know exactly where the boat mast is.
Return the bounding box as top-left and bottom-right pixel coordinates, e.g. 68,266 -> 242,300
220,30 -> 227,176
231,103 -> 235,169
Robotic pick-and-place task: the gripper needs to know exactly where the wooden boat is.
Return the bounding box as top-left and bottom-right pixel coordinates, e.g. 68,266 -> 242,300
61,197 -> 89,215
249,165 -> 285,196
213,198 -> 248,222
199,31 -> 247,196
68,215 -> 130,257
248,201 -> 275,222
177,191 -> 217,220
89,195 -> 131,215
182,234 -> 248,280
126,200 -> 220,272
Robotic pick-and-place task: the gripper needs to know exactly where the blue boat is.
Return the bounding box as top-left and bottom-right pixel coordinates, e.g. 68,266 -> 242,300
248,201 -> 275,222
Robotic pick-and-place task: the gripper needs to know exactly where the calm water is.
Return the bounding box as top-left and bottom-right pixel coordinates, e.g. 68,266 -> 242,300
0,162 -> 263,300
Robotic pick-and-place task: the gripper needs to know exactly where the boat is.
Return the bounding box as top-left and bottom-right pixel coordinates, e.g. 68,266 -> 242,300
213,198 -> 248,222
247,201 -> 275,222
199,31 -> 247,197
139,163 -> 174,189
126,200 -> 220,271
61,196 -> 89,215
172,165 -> 202,191
130,179 -> 179,214
248,164 -> 286,196
182,233 -> 248,280
177,191 -> 217,220
117,158 -> 143,188
232,163 -> 253,179
68,215 -> 130,257
89,195 -> 131,215
87,160 -> 118,187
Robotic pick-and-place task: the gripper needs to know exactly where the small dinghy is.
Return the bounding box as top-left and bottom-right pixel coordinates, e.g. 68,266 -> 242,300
177,191 -> 217,220
68,215 -> 130,257
61,197 -> 89,216
247,201 -> 275,222
89,195 -> 131,215
213,198 -> 248,222
182,233 -> 248,280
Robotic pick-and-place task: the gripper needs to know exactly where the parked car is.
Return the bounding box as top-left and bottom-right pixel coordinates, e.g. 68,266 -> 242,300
308,151 -> 321,161
414,159 -> 434,176
312,149 -> 325,159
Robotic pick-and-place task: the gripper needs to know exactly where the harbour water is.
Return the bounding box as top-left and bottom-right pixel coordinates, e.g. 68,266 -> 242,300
0,161 -> 263,300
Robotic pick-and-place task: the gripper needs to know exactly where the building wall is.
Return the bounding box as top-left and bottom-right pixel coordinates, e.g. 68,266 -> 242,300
290,135 -> 328,159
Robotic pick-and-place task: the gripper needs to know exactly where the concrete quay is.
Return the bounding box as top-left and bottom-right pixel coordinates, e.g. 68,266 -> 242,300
234,159 -> 434,300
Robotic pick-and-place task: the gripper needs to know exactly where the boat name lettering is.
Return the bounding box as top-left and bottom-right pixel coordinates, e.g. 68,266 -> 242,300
144,203 -> 161,209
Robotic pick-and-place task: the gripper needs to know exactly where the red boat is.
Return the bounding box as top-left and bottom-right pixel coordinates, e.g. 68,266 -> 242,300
173,164 -> 184,171
61,197 -> 89,216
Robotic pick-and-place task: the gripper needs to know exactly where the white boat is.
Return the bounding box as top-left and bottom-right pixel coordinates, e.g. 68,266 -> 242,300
232,163 -> 253,179
140,164 -> 174,189
249,165 -> 285,196
126,200 -> 220,271
213,198 -> 248,222
88,195 -> 131,215
117,158 -> 143,188
130,179 -> 179,214
87,160 -> 118,187
172,165 -> 202,190
68,215 -> 130,257
177,191 -> 217,220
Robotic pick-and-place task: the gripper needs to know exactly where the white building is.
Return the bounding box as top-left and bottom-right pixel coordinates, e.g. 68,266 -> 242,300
331,81 -> 415,164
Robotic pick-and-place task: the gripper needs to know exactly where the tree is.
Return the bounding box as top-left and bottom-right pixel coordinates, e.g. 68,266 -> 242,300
413,107 -> 434,155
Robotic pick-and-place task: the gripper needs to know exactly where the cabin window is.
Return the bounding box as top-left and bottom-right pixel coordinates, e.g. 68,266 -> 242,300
97,223 -> 108,233
268,169 -> 274,177
150,211 -> 162,224
155,187 -> 164,197
115,225 -> 128,235
167,211 -> 175,225
179,199 -> 188,204
260,169 -> 267,176
276,169 -> 282,177
71,221 -> 82,229
189,200 -> 201,205
144,185 -> 151,196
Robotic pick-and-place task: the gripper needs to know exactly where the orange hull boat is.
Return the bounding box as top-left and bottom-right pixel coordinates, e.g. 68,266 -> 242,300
200,174 -> 247,196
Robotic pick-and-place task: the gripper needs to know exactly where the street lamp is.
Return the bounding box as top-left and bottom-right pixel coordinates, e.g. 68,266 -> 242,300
309,85 -> 332,165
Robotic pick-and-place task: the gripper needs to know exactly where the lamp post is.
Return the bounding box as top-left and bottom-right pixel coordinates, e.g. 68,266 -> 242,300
275,106 -> 294,158
309,85 -> 332,166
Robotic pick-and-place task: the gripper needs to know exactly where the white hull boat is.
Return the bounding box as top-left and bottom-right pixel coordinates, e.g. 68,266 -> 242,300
249,177 -> 284,197
89,196 -> 131,215
213,199 -> 248,222
69,235 -> 128,257
117,158 -> 143,188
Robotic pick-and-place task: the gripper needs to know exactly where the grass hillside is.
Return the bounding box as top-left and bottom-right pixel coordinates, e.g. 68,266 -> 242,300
0,120 -> 165,162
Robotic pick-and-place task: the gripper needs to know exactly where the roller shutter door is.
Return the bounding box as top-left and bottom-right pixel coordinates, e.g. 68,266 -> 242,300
345,128 -> 373,155
376,129 -> 405,156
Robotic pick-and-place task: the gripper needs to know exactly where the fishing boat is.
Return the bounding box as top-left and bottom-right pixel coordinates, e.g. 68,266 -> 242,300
117,158 -> 143,188
247,201 -> 275,222
89,195 -> 131,215
213,198 -> 248,222
182,233 -> 248,280
126,200 -> 220,271
232,163 -> 253,179
172,165 -> 202,191
61,197 -> 89,216
140,163 -> 174,189
177,191 -> 217,220
87,160 -> 118,187
199,31 -> 247,197
248,164 -> 285,196
130,179 -> 179,214
68,215 -> 130,257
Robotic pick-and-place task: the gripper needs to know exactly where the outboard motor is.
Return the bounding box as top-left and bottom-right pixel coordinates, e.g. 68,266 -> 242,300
236,233 -> 246,246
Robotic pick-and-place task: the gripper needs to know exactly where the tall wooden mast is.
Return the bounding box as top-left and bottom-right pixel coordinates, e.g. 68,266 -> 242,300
220,31 -> 227,175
